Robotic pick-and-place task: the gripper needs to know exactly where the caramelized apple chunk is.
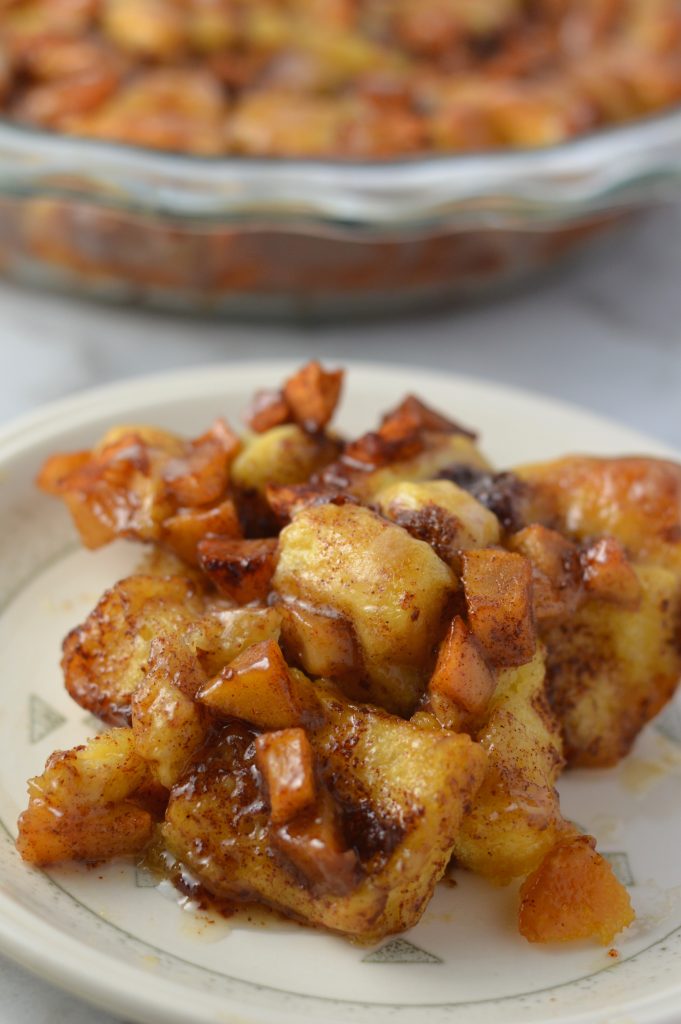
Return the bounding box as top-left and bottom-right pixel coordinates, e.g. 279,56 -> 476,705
508,524 -> 582,621
197,536 -> 277,603
580,536 -> 642,608
279,600 -> 361,680
379,395 -> 477,442
518,835 -> 635,944
283,361 -> 344,433
423,616 -> 496,732
161,498 -> 242,565
255,728 -> 317,825
246,388 -> 291,434
245,361 -> 344,435
16,729 -> 155,865
197,639 -> 320,730
272,791 -> 360,897
37,418 -> 240,553
462,548 -> 536,668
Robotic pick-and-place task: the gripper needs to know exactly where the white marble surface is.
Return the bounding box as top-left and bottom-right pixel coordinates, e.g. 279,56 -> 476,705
1,204 -> 681,1023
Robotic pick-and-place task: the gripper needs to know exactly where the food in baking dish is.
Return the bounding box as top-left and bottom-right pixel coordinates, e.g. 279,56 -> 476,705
2,0 -> 681,157
17,363 -> 681,946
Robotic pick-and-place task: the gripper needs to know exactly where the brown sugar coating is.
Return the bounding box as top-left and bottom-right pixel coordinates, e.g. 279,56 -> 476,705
2,1 -> 681,158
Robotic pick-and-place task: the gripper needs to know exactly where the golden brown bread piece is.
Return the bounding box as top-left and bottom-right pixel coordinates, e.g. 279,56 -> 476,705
17,729 -> 158,865
450,649 -> 572,884
514,456 -> 681,766
272,501 -> 457,715
62,572 -> 282,725
165,663 -> 487,942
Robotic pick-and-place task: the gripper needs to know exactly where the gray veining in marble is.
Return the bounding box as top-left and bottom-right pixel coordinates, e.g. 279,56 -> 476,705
1,202 -> 680,1023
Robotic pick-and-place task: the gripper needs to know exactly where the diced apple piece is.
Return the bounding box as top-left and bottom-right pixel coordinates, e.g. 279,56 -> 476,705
36,450 -> 91,495
208,606 -> 282,669
379,395 -> 476,442
244,362 -> 343,435
197,536 -> 278,604
273,503 -> 457,715
255,728 -> 316,825
509,524 -> 582,621
36,420 -> 239,551
162,419 -> 240,508
273,790 -> 359,896
161,499 -> 241,565
283,361 -> 343,433
265,482 -> 348,524
462,549 -> 536,667
246,388 -> 291,433
519,835 -> 635,944
425,616 -> 496,730
581,537 -> 642,608
279,600 -> 361,679
197,639 -> 319,729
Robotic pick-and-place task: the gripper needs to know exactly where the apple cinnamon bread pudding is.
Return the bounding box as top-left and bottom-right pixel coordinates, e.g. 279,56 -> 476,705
18,362 -> 681,947
1,1 -> 681,158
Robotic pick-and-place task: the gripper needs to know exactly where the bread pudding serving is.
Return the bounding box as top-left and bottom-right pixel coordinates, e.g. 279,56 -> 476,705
17,363 -> 681,947
2,0 -> 681,157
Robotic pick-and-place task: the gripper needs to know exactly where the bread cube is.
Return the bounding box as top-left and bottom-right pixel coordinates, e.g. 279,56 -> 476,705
273,503 -> 457,714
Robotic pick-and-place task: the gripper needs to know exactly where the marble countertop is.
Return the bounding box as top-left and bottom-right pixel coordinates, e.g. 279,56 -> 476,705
1,203 -> 680,1023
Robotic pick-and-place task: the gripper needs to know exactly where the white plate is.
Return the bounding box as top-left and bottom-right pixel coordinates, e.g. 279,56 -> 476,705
1,361 -> 681,1024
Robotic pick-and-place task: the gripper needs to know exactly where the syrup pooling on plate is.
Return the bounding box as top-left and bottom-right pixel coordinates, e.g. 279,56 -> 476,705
17,360 -> 681,948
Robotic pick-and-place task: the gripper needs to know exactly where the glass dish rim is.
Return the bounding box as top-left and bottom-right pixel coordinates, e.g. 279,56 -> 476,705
2,105 -> 681,231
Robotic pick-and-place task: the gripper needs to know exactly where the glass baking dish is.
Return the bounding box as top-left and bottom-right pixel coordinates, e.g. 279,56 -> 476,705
1,109 -> 681,317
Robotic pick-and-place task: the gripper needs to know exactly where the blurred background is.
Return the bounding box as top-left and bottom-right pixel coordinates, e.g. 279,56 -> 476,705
2,1 -> 681,1019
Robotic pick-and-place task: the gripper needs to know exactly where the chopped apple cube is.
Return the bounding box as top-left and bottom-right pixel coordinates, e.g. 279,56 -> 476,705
255,728 -> 316,825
